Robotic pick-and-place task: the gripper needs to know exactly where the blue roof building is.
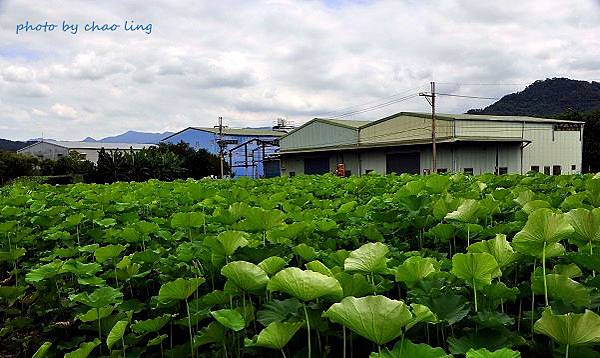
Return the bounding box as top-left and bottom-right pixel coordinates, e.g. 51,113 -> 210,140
161,127 -> 286,178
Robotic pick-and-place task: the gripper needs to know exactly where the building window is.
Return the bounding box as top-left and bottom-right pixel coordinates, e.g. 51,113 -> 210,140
498,167 -> 508,175
57,153 -> 63,158
544,166 -> 551,175
345,170 -> 352,177
571,165 -> 576,171
531,166 -> 539,172
289,171 -> 295,177
553,165 -> 561,175
437,168 -> 448,174
365,169 -> 374,174
464,168 -> 474,175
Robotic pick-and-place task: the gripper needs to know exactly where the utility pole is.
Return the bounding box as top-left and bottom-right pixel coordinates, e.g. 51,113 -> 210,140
419,81 -> 437,173
218,116 -> 224,178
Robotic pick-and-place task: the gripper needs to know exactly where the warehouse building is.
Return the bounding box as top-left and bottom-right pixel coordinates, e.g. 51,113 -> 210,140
17,140 -> 153,163
279,112 -> 584,176
162,127 -> 286,178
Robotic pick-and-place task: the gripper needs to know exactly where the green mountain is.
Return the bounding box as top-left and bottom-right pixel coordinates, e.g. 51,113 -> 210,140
0,139 -> 32,151
467,78 -> 600,116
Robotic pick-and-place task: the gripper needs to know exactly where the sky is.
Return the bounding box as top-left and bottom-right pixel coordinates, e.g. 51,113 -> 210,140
1,0 -> 599,141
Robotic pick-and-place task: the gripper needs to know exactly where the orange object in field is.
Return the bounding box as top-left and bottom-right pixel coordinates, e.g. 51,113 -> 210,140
336,163 -> 345,177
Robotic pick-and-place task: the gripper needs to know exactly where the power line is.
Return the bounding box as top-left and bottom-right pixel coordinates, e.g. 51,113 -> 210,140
330,94 -> 420,119
436,93 -> 500,100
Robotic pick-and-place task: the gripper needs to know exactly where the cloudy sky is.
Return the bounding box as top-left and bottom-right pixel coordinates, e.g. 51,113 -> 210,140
1,0 -> 599,140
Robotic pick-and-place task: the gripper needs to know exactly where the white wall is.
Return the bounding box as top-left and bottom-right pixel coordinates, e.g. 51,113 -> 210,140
19,142 -> 68,160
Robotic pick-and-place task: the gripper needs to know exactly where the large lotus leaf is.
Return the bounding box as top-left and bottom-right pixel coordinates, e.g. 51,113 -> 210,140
107,319 -> 128,350
426,223 -> 456,243
136,220 -> 160,234
77,306 -> 115,322
335,272 -> 374,298
467,234 -> 517,270
466,348 -> 521,358
32,341 -> 52,358
171,212 -> 205,229
258,256 -> 288,276
406,303 -> 438,330
586,178 -> 600,207
0,247 -> 25,262
216,231 -> 249,257
522,200 -> 551,214
240,207 -> 286,232
64,339 -> 101,358
534,308 -> 600,346
268,267 -> 342,302
257,298 -> 303,326
531,272 -> 590,307
70,287 -> 123,308
210,309 -> 245,331
221,261 -> 269,292
394,256 -> 438,288
323,295 -> 413,345
568,208 -> 600,247
553,263 -> 582,278
290,242 -> 317,260
305,260 -> 334,277
157,277 -> 205,304
0,286 -> 25,303
193,321 -> 226,348
445,199 -> 486,223
131,314 -> 171,334
451,253 -> 500,288
94,244 -> 126,263
246,321 -> 304,350
25,260 -> 63,283
61,260 -> 102,277
512,208 -> 573,258
344,242 -> 389,274
426,175 -> 451,194
370,339 -> 452,357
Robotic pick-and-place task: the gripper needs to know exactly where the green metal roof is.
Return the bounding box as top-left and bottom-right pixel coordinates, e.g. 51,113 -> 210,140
190,127 -> 286,137
401,112 -> 584,124
316,118 -> 372,128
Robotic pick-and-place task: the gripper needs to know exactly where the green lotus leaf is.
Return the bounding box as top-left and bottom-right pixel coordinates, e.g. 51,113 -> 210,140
531,272 -> 590,307
323,295 -> 412,345
258,256 -> 288,276
32,341 -> 52,358
171,211 -> 206,229
77,276 -> 106,287
157,277 -> 205,304
335,272 -> 374,298
268,267 -> 342,302
406,303 -> 438,330
208,230 -> 249,257
466,348 -> 521,358
426,174 -> 451,194
0,286 -> 25,302
445,199 -> 486,223
393,256 -> 438,288
94,244 -> 126,263
246,321 -> 304,350
239,207 -> 286,232
131,314 -> 171,334
567,208 -> 600,248
221,261 -> 269,292
522,200 -> 551,214
25,260 -> 63,283
426,223 -> 456,243
70,286 -> 123,308
257,298 -> 302,326
107,319 -> 128,349
534,308 -> 600,346
370,339 -> 452,357
451,252 -> 500,288
305,260 -> 334,277
553,263 -> 582,278
210,309 -> 245,331
147,334 -> 168,347
61,260 -> 102,276
77,305 -> 114,322
293,243 -> 318,261
65,213 -> 85,227
344,242 -> 389,274
193,321 -> 225,348
467,234 -> 517,271
64,339 -> 101,358
512,208 -> 573,258
136,220 -> 160,234
0,247 -> 26,262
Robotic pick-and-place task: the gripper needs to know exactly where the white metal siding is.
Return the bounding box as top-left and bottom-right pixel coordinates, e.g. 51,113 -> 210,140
18,142 -> 69,160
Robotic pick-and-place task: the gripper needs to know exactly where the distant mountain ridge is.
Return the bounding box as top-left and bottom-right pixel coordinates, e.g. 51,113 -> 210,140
83,130 -> 174,144
467,78 -> 600,116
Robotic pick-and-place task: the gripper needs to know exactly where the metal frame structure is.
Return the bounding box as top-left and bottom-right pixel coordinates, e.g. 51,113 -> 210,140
227,138 -> 279,178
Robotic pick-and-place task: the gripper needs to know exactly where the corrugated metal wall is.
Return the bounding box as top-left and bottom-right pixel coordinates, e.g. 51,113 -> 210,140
280,121 -> 358,151
360,114 -> 453,144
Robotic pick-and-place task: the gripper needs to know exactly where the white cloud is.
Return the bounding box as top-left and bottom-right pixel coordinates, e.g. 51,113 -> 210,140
51,103 -> 78,119
0,0 -> 599,140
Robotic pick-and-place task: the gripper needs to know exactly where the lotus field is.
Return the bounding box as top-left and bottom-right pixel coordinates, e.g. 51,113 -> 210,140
4,173 -> 600,357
